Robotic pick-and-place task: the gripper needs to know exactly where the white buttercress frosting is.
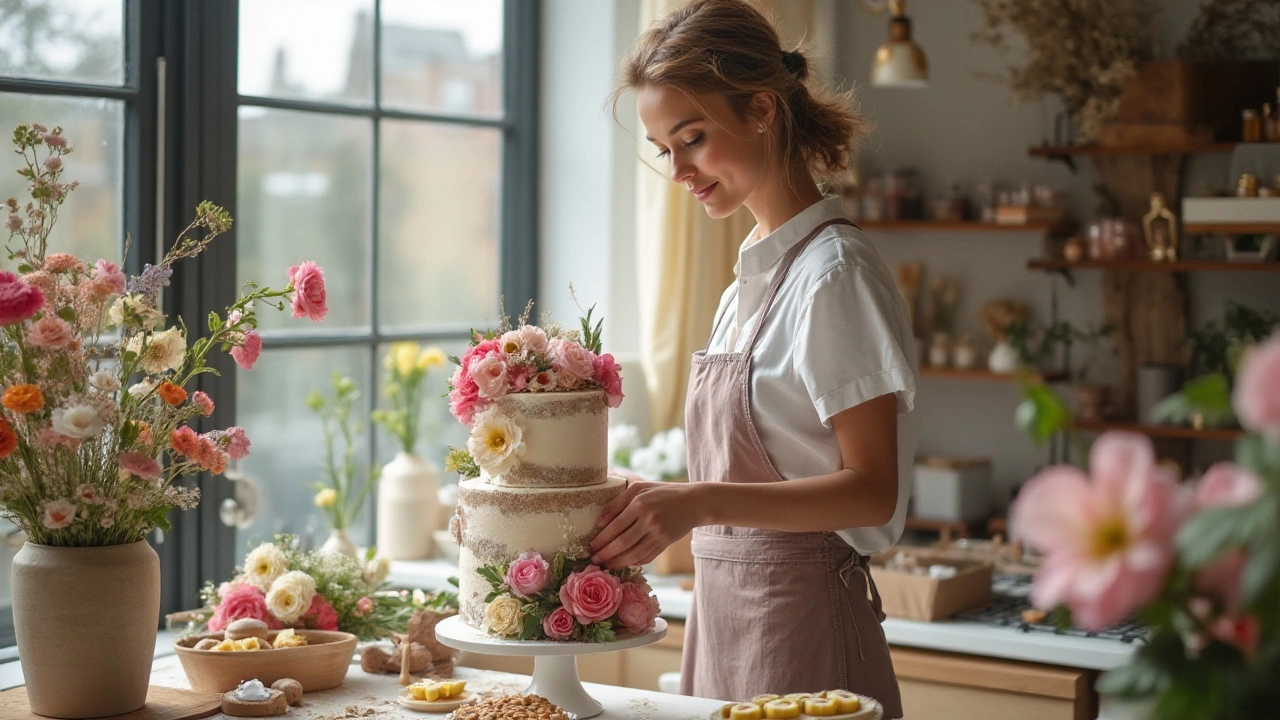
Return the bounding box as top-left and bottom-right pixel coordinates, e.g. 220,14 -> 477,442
234,679 -> 271,702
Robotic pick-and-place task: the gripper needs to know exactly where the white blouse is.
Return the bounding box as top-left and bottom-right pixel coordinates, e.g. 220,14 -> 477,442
706,196 -> 919,555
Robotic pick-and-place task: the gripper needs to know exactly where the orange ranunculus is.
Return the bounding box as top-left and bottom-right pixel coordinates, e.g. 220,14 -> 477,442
169,426 -> 200,458
0,417 -> 17,459
133,420 -> 153,444
157,381 -> 187,407
2,384 -> 44,414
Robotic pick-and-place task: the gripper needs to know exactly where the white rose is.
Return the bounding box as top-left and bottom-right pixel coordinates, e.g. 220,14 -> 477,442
483,594 -> 524,637
628,446 -> 663,482
243,543 -> 289,592
364,557 -> 390,586
125,326 -> 186,374
128,379 -> 157,398
51,404 -> 106,439
607,424 -> 641,465
265,570 -> 317,624
467,408 -> 525,477
89,370 -> 121,393
108,294 -> 163,329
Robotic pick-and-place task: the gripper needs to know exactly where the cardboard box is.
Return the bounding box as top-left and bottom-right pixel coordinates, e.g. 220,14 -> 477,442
870,550 -> 993,621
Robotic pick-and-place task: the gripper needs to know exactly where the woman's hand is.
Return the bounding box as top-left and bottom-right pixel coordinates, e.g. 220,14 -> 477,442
589,481 -> 702,570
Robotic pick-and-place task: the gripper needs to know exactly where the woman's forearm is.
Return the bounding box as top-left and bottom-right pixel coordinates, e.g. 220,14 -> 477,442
693,468 -> 898,532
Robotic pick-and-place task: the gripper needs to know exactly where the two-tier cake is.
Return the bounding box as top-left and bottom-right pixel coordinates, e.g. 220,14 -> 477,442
446,313 -> 659,642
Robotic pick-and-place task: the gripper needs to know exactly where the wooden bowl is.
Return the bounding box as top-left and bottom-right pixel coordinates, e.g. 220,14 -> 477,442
174,629 -> 358,693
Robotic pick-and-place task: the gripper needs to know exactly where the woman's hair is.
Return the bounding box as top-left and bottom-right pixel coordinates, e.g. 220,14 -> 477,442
612,0 -> 870,180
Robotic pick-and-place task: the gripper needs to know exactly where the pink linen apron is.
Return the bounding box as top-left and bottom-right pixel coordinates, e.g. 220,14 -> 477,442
679,218 -> 903,718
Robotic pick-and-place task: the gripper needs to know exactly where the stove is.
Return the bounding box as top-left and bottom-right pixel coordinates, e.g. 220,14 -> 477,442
952,573 -> 1149,644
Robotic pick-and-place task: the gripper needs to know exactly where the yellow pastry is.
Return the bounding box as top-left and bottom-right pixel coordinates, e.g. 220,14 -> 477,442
444,680 -> 467,697
803,698 -> 838,717
408,683 -> 440,702
215,639 -> 238,652
824,690 -> 862,713
238,637 -> 263,651
763,699 -> 801,719
719,704 -> 736,719
272,629 -> 308,648
781,693 -> 812,703
729,703 -> 763,720
750,694 -> 780,708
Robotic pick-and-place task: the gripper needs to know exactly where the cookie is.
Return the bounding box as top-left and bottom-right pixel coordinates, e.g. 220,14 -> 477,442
226,618 -> 270,641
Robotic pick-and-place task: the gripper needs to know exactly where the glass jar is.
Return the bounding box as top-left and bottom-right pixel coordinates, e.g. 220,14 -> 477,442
1242,109 -> 1262,142
1087,221 -> 1109,260
861,178 -> 885,222
1238,173 -> 1259,198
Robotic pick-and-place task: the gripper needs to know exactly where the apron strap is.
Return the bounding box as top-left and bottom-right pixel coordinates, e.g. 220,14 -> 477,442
740,218 -> 856,355
838,551 -> 885,663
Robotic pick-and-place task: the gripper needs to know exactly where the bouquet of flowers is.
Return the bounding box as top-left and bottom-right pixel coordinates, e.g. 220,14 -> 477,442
1010,333 -> 1280,720
0,124 -> 327,547
201,535 -> 456,642
446,302 -> 624,477
476,550 -> 658,642
372,341 -> 447,454
608,425 -> 687,481
307,373 -> 379,536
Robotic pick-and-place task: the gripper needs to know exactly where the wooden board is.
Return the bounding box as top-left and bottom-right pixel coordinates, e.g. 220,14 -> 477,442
0,686 -> 221,720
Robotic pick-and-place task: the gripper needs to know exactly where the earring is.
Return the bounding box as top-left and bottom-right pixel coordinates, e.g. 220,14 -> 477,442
757,123 -> 766,134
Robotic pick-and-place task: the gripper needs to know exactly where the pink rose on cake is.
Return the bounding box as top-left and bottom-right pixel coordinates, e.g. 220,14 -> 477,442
500,325 -> 550,357
559,565 -> 623,625
617,580 -> 660,631
549,337 -> 596,387
471,353 -> 509,400
542,607 -> 576,641
506,551 -> 551,598
593,352 -> 624,409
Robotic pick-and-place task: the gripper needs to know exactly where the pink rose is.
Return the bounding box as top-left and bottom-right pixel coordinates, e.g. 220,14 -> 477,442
542,606 -> 576,641
299,594 -> 339,631
1209,614 -> 1261,660
549,338 -> 596,382
230,331 -> 262,370
461,338 -> 502,371
616,581 -> 659,631
26,316 -> 74,350
0,271 -> 45,326
208,583 -> 281,632
93,259 -> 127,296
472,353 -> 509,400
287,261 -> 328,322
558,565 -> 623,625
557,369 -> 584,390
593,352 -> 624,408
449,372 -> 483,427
224,426 -> 251,460
1195,462 -> 1263,509
507,364 -> 532,392
192,390 -> 215,416
118,451 -> 162,481
505,551 -> 551,598
520,325 -> 550,355
1011,432 -> 1190,631
1234,335 -> 1280,441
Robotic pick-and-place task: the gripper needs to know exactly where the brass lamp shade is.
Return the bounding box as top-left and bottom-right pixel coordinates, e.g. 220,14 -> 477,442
872,13 -> 928,88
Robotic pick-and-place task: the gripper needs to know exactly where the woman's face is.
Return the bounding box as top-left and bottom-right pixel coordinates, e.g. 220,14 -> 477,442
637,85 -> 771,219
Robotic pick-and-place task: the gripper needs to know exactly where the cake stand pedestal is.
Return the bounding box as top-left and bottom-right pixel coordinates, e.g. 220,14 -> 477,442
436,615 -> 668,719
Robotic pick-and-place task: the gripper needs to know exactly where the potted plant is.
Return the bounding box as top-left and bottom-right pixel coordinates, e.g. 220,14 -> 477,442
307,374 -> 379,559
371,341 -> 447,561
0,125 -> 326,718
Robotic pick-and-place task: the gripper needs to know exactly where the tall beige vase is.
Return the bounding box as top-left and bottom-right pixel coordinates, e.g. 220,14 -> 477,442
375,452 -> 439,560
12,540 -> 160,718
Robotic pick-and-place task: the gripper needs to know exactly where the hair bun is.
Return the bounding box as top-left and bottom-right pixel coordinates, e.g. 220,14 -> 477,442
781,50 -> 808,79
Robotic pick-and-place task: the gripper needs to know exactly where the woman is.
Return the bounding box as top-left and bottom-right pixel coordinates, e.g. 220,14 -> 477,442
590,0 -> 917,714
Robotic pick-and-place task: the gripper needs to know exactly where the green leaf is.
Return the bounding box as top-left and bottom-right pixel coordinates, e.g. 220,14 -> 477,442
1242,530 -> 1280,607
1175,501 -> 1275,569
1015,383 -> 1070,444
56,305 -> 76,323
552,553 -> 566,583
1095,634 -> 1179,698
519,613 -> 543,641
484,590 -> 502,604
1237,435 -> 1280,485
16,263 -> 32,273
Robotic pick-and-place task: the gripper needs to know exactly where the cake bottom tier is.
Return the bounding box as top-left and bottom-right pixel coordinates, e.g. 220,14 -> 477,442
453,476 -> 627,629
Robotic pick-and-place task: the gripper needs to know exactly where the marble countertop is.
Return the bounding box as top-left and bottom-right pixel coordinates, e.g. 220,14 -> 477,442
390,559 -> 1138,672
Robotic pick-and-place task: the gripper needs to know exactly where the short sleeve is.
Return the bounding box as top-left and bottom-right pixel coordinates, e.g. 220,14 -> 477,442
792,263 -> 917,426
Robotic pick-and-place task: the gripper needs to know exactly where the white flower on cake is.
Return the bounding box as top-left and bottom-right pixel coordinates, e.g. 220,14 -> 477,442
243,542 -> 289,592
265,570 -> 316,623
484,594 -> 524,637
467,408 -> 526,477
124,326 -> 186,374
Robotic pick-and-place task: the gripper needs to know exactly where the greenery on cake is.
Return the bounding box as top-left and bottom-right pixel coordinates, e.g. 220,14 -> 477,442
476,550 -> 658,642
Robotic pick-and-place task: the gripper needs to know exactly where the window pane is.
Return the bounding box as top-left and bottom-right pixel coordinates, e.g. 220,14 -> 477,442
378,121 -> 499,331
238,0 -> 373,105
237,107 -> 372,331
0,93 -> 123,265
235,346 -> 374,551
0,0 -> 124,85
373,338 -> 470,472
380,0 -> 504,117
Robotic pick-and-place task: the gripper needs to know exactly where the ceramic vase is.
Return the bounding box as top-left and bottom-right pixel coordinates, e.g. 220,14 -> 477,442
374,452 -> 440,560
988,339 -> 1020,374
319,528 -> 358,559
12,540 -> 160,718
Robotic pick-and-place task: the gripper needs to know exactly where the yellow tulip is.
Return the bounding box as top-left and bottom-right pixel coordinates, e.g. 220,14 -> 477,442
417,347 -> 446,370
387,342 -> 419,378
314,488 -> 337,508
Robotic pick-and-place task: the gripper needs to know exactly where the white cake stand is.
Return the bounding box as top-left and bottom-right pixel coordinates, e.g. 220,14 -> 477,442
436,615 -> 668,719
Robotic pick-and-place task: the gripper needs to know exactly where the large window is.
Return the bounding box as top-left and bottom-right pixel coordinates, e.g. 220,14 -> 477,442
0,0 -> 537,640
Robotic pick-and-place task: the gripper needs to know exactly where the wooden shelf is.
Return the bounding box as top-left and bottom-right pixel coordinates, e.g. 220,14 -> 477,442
1028,258 -> 1280,273
1028,142 -> 1244,157
858,219 -> 1072,233
903,516 -> 987,542
919,367 -> 1068,383
1070,420 -> 1244,441
1183,222 -> 1280,235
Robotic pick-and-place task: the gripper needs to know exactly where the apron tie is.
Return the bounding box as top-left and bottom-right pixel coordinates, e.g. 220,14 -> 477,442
838,552 -> 885,662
